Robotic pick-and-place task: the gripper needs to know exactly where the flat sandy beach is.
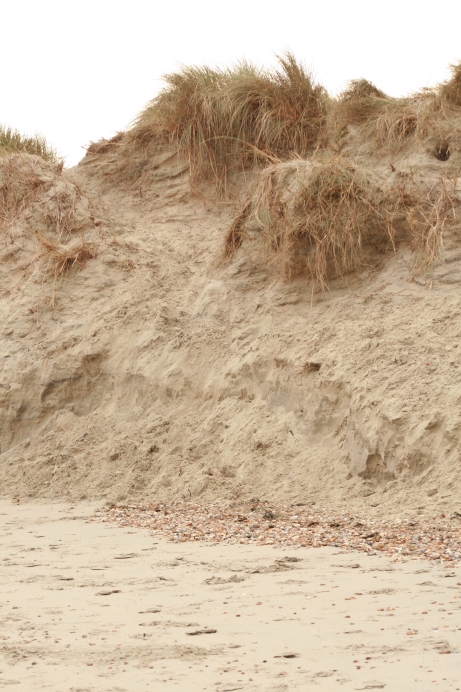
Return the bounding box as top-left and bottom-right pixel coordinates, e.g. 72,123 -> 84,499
0,501 -> 460,691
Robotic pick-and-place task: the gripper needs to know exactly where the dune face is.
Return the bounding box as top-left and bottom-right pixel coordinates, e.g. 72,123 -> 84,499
2,61 -> 461,517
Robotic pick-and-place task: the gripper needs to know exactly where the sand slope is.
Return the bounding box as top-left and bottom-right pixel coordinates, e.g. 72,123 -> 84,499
1,139 -> 461,515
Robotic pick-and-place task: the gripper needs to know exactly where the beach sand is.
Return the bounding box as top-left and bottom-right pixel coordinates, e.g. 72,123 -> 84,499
0,501 -> 460,691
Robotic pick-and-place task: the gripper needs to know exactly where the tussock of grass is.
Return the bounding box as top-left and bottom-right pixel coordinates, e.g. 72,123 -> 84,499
385,176 -> 455,273
340,79 -> 388,102
0,125 -> 59,162
224,156 -> 456,285
333,70 -> 461,151
33,234 -> 98,277
330,79 -> 388,134
224,157 -> 384,284
86,132 -> 124,156
0,155 -> 50,235
360,97 -> 422,149
333,84 -> 430,150
0,154 -> 101,278
85,56 -> 461,189
439,62 -> 461,108
130,52 -> 329,188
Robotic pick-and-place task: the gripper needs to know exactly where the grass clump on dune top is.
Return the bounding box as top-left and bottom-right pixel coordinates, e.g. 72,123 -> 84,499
85,55 -> 461,198
438,62 -> 461,108
131,53 -> 329,188
334,79 -> 389,125
340,79 -> 388,102
0,125 -> 59,162
332,69 -> 461,150
333,80 -> 430,150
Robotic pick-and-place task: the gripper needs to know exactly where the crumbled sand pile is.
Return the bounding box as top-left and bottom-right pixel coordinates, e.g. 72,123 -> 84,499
2,64 -> 461,517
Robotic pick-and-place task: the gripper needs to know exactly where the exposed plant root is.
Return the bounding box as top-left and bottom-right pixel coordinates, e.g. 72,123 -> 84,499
32,233 -> 98,277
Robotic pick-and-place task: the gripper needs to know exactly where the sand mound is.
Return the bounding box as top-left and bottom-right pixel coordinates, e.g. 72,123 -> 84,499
0,154 -> 105,285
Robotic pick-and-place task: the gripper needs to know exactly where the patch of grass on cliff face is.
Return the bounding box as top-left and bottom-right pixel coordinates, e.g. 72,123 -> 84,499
340,78 -> 388,102
224,156 -> 456,286
89,56 -> 461,192
0,154 -> 100,281
224,157 -> 384,285
0,125 -> 59,162
130,52 -> 329,189
332,65 -> 461,152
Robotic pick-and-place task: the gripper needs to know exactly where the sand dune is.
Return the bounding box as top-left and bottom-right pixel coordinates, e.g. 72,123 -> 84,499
2,57 -> 461,690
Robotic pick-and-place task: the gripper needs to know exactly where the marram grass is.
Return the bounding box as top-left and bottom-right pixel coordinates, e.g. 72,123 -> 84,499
0,125 -> 59,162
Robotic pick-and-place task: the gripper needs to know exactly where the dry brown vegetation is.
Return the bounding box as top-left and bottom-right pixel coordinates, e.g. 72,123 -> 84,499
330,79 -> 390,134
340,79 -> 388,102
224,157 -> 385,284
85,56 -> 461,178
333,62 -> 461,152
331,86 -> 433,152
385,176 -> 456,273
129,52 -> 329,189
33,234 -> 98,277
0,154 -> 101,278
82,56 -> 461,283
0,124 -> 59,161
224,156 -> 457,286
438,62 -> 461,108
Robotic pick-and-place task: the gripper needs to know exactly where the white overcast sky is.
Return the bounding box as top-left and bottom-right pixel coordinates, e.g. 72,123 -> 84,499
2,0 -> 461,166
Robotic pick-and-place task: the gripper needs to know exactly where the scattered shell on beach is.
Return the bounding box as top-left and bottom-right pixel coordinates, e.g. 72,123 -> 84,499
92,501 -> 461,566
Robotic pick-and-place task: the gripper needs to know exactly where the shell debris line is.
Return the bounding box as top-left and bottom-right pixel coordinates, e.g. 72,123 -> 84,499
92,502 -> 461,566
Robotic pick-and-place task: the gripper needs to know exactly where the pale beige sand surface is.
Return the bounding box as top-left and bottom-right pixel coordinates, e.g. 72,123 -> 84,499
3,149 -> 461,518
0,501 -> 460,691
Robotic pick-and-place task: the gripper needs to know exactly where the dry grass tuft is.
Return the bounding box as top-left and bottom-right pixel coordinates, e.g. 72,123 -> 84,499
360,97 -> 422,149
0,125 -> 59,162
224,157 -> 384,285
333,92 -> 436,152
439,62 -> 461,108
336,64 -> 461,152
33,234 -> 98,277
86,132 -> 125,157
340,78 -> 387,102
84,56 -> 461,192
331,78 -> 389,134
130,52 -> 329,189
0,154 -> 102,278
224,156 -> 457,285
384,176 -> 456,273
0,155 -> 50,236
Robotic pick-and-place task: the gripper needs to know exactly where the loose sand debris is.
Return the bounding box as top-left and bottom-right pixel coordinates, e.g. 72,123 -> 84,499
93,502 -> 461,566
